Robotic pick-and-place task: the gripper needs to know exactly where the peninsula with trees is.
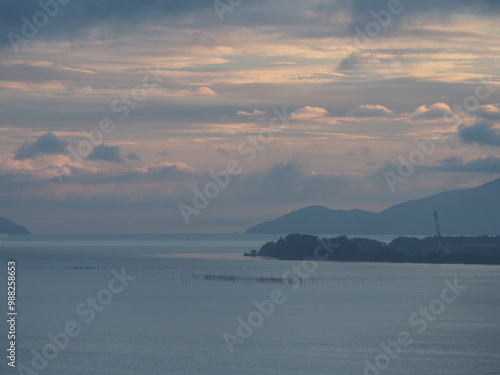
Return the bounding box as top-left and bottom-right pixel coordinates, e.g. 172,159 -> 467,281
245,233 -> 500,265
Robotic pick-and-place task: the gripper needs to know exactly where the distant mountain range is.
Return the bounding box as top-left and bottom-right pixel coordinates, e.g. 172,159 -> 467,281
246,177 -> 500,235
0,217 -> 31,234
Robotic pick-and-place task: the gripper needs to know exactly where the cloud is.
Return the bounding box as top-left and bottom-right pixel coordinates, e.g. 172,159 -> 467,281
346,104 -> 395,118
335,50 -> 411,74
378,155 -> 500,178
0,155 -> 362,233
459,121 -> 500,147
236,110 -> 268,116
339,0 -> 500,33
126,153 -> 142,162
337,52 -> 364,72
291,106 -> 329,120
216,148 -> 231,156
87,145 -> 125,163
208,160 -> 359,205
0,0 -> 498,55
428,156 -> 500,173
0,157 -> 357,214
0,0 -> 223,49
410,103 -> 454,122
195,87 -> 217,96
472,105 -> 500,121
14,132 -> 68,160
336,51 -> 389,72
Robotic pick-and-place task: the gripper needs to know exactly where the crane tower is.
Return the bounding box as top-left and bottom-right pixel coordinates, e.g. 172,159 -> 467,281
433,209 -> 442,239
433,209 -> 446,251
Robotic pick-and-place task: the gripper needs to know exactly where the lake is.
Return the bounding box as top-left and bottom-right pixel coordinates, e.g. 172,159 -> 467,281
0,234 -> 499,375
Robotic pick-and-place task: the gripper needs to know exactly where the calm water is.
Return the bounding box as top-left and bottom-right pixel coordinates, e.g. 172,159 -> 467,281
0,234 -> 499,375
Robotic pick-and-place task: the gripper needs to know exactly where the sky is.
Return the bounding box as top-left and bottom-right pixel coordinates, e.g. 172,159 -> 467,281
0,0 -> 499,233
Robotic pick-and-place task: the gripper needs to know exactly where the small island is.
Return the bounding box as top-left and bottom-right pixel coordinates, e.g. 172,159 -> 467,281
245,234 -> 500,265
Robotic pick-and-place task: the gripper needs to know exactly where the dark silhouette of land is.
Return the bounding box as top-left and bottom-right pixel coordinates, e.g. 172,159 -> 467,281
246,177 -> 500,235
245,234 -> 500,265
0,217 -> 30,234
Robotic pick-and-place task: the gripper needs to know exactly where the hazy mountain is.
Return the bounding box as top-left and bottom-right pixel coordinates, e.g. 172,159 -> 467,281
246,177 -> 500,235
0,217 -> 31,234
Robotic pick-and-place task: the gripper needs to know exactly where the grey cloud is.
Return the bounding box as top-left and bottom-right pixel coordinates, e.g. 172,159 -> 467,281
0,64 -> 92,83
429,156 -> 500,173
335,0 -> 500,33
14,132 -> 68,160
0,160 -> 358,233
216,148 -> 231,156
2,0 -> 497,52
0,0 -> 222,49
377,155 -> 500,178
87,144 -> 124,163
439,156 -> 463,166
126,153 -> 142,162
0,159 -> 355,206
336,51 -> 397,72
0,163 -> 198,211
361,146 -> 373,155
225,161 -> 357,204
61,163 -> 195,184
459,121 -> 500,147
472,105 -> 500,121
337,52 -> 364,71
